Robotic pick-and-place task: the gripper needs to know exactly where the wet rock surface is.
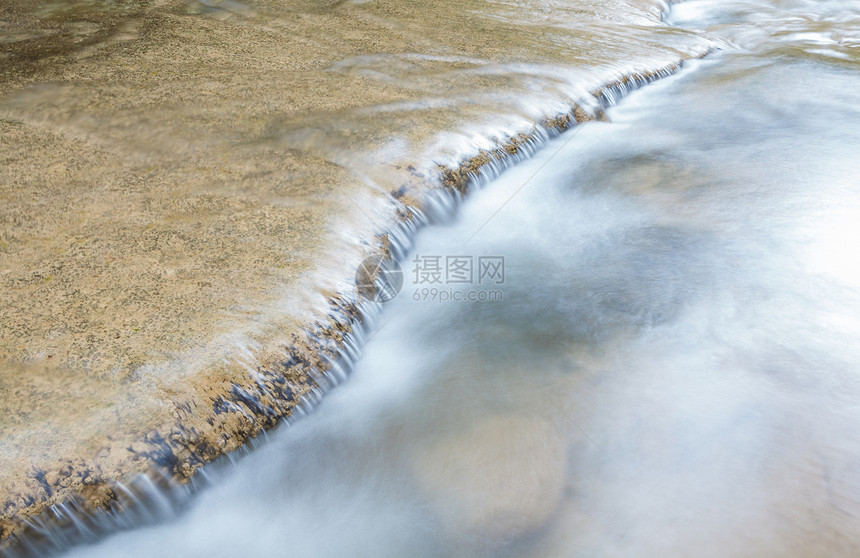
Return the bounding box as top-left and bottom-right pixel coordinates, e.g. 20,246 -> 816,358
0,0 -> 713,545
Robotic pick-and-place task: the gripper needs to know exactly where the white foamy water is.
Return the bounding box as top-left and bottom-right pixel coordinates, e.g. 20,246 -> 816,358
43,0 -> 860,555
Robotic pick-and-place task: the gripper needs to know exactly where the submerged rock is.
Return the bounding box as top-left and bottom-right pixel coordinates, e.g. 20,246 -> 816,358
413,414 -> 567,541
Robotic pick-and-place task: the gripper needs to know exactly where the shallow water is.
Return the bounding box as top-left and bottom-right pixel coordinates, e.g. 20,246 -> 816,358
44,0 -> 860,555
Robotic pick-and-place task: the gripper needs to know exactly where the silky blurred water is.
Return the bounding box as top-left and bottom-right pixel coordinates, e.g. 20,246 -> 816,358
53,0 -> 860,556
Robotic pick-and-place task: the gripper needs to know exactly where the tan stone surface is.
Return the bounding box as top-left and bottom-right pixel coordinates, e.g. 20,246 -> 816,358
0,0 -> 713,544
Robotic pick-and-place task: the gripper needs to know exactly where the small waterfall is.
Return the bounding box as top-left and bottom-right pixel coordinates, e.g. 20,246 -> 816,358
0,59 -> 697,558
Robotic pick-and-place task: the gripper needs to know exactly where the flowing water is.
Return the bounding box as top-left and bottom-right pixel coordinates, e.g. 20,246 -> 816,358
26,0 -> 860,555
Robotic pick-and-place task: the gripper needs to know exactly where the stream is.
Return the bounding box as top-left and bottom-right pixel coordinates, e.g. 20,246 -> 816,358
40,0 -> 860,555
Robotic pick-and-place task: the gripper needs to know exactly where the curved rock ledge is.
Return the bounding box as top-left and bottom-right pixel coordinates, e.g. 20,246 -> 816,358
0,57 -> 710,555
0,0 -> 715,553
